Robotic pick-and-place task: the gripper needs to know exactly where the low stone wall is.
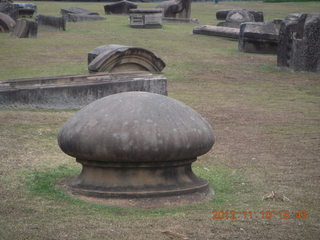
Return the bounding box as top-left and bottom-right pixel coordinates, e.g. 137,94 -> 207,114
0,72 -> 167,109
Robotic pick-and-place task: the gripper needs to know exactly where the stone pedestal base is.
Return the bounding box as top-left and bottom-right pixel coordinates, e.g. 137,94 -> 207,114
66,159 -> 213,208
129,9 -> 162,28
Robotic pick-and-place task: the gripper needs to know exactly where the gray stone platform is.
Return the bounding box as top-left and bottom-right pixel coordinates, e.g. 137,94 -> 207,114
0,72 -> 167,109
238,19 -> 282,54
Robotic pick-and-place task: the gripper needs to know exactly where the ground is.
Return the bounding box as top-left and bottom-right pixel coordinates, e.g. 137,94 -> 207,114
0,1 -> 319,240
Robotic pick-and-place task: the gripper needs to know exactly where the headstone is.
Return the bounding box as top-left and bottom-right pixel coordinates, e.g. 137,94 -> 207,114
277,13 -> 320,72
0,12 -> 15,32
0,72 -> 167,109
0,1 -> 19,21
216,9 -> 263,22
60,7 -> 105,22
88,44 -> 124,64
58,91 -> 214,208
36,14 -> 66,31
129,9 -> 162,28
217,9 -> 255,29
193,25 -> 239,39
238,19 -> 282,54
11,19 -> 37,38
104,0 -> 137,15
156,0 -> 191,19
88,44 -> 166,73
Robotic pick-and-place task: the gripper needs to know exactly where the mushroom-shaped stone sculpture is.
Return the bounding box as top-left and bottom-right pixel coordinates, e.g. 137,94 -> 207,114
58,92 -> 215,208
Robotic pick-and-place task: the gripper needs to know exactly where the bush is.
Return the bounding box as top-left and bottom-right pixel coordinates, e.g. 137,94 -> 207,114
264,0 -> 319,2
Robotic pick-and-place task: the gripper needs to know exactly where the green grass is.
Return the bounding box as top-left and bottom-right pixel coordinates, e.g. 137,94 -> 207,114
264,0 -> 318,2
1,2 -> 320,239
22,162 -> 247,218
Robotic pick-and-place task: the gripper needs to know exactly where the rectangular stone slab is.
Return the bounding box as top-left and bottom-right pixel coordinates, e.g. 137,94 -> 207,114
193,25 -> 239,40
162,17 -> 198,24
0,72 -> 167,109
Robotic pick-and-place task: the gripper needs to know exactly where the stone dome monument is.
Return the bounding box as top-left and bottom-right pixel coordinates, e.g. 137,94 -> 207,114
58,92 -> 215,208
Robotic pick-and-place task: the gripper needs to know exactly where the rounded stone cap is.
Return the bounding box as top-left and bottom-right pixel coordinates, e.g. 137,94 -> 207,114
58,92 -> 214,163
226,9 -> 254,23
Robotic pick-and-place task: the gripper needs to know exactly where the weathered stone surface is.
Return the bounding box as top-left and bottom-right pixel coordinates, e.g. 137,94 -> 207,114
104,0 -> 137,14
129,8 -> 162,28
0,2 -> 19,20
14,3 -> 37,18
88,45 -> 166,73
61,7 -> 99,17
193,25 -> 239,39
61,7 -> 105,22
36,14 -> 66,31
216,9 -> 263,22
156,0 -> 191,19
238,19 -> 282,54
0,72 -> 167,109
217,9 -> 255,29
162,17 -> 198,24
88,44 -> 122,64
278,13 -> 320,72
0,12 -> 15,32
65,13 -> 105,22
11,19 -> 37,38
58,91 -> 214,208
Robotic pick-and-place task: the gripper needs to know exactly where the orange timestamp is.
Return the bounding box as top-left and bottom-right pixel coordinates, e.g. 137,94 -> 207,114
211,210 -> 309,220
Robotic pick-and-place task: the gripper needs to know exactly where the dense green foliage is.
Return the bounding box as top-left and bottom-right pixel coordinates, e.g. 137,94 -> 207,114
264,0 -> 319,2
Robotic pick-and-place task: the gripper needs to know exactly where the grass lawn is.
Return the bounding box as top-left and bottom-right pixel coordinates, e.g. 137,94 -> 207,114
0,1 -> 319,239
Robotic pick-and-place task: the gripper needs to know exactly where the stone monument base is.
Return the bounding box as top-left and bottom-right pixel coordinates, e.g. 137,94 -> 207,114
129,9 -> 162,28
63,159 -> 213,208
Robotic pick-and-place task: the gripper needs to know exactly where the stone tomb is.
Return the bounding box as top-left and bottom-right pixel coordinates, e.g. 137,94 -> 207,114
217,9 -> 256,29
0,12 -> 15,32
88,45 -> 166,73
0,45 -> 167,109
14,3 -> 37,18
104,0 -> 137,15
0,72 -> 167,109
238,19 -> 282,54
58,91 -> 214,208
216,9 -> 263,22
157,0 -> 191,19
60,7 -> 105,22
36,14 -> 66,31
0,1 -> 19,20
193,25 -> 239,40
277,13 -> 320,73
157,0 -> 198,23
11,19 -> 37,38
129,8 -> 162,28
